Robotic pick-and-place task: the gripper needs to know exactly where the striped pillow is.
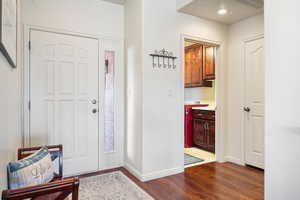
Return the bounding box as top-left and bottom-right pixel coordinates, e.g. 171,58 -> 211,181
8,146 -> 54,189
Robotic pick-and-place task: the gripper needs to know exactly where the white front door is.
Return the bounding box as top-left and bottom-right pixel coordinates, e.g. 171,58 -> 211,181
244,36 -> 265,169
29,30 -> 99,176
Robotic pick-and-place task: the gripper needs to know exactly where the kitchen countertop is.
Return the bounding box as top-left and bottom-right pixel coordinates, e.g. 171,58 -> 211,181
185,104 -> 209,107
184,101 -> 202,105
192,106 -> 216,111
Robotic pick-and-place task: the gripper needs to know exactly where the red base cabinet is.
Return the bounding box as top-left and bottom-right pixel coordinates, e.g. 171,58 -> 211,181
184,105 -> 208,148
192,109 -> 215,153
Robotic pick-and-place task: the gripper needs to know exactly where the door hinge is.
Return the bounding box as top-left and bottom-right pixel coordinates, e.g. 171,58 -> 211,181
105,59 -> 109,74
28,101 -> 31,110
28,41 -> 31,51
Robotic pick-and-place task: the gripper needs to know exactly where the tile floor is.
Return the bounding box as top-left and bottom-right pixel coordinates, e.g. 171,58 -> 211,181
184,147 -> 216,168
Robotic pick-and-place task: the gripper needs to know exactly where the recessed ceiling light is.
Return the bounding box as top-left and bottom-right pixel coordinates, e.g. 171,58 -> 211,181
217,0 -> 227,15
217,8 -> 227,15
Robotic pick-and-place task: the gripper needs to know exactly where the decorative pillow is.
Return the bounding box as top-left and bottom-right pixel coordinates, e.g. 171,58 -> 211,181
51,154 -> 60,176
8,146 -> 54,190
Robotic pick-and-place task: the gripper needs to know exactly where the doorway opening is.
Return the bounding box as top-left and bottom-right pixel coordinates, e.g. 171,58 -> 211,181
183,37 -> 220,168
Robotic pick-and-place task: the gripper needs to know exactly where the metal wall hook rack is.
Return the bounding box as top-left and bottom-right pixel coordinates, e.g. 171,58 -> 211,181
149,49 -> 177,69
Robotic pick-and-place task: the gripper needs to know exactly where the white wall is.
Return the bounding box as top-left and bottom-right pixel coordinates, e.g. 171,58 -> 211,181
21,0 -> 124,39
142,0 -> 228,177
265,0 -> 300,199
0,1 -> 22,192
124,0 -> 228,180
184,82 -> 216,105
226,14 -> 264,164
124,0 -> 144,175
0,57 -> 22,192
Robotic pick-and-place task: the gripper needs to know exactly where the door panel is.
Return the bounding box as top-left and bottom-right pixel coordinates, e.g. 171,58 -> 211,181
191,46 -> 202,86
184,49 -> 192,87
203,46 -> 215,80
193,119 -> 207,148
207,121 -> 215,153
30,30 -> 99,176
244,37 -> 265,169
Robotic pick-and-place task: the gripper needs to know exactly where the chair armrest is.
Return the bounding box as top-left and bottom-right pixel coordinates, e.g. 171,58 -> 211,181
2,177 -> 79,200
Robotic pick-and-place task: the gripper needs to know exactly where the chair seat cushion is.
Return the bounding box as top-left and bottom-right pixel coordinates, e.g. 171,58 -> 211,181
7,146 -> 54,189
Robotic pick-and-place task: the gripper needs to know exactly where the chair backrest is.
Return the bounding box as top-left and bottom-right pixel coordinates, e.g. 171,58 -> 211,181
17,145 -> 63,179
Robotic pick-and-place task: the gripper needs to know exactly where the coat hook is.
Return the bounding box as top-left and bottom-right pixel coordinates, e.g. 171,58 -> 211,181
149,49 -> 177,70
152,56 -> 155,68
158,56 -> 161,68
172,58 -> 176,69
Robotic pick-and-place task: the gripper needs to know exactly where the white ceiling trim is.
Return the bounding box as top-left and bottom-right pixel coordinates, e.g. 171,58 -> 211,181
101,0 -> 125,5
177,0 -> 194,10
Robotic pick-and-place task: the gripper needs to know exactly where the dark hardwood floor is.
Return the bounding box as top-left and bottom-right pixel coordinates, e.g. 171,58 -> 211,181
80,162 -> 264,200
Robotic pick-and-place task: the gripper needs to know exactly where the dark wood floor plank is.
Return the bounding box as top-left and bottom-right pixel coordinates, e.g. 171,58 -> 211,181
79,162 -> 264,200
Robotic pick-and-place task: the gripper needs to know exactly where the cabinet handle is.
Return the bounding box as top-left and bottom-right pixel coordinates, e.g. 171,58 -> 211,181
204,122 -> 208,136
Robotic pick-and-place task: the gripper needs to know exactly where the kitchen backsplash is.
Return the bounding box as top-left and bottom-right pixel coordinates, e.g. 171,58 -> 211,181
184,81 -> 215,105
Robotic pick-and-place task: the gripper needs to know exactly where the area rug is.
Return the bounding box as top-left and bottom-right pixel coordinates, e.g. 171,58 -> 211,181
184,153 -> 204,166
78,171 -> 154,200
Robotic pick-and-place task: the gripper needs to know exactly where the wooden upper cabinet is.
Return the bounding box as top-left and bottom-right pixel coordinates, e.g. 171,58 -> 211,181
185,48 -> 192,88
203,46 -> 216,81
191,45 -> 202,87
185,44 -> 212,88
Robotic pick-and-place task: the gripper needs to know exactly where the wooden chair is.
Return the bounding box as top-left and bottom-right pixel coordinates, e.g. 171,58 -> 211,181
2,145 -> 79,200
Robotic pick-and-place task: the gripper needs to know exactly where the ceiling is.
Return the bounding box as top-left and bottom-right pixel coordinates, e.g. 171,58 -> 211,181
178,0 -> 263,25
101,0 -> 125,5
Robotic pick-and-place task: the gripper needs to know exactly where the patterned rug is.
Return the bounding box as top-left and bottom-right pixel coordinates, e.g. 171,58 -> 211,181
184,153 -> 204,166
78,171 -> 154,200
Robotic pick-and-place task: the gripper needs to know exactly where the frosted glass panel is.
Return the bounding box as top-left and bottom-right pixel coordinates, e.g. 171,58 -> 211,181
104,51 -> 115,153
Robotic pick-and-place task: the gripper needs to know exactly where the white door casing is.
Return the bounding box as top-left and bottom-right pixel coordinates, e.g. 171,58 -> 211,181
244,36 -> 265,169
29,30 -> 99,176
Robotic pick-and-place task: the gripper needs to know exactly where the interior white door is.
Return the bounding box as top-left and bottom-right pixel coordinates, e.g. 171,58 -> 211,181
244,36 -> 265,169
29,30 -> 99,176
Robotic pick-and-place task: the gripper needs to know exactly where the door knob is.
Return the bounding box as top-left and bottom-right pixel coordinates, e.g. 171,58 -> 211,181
243,107 -> 251,112
92,109 -> 98,114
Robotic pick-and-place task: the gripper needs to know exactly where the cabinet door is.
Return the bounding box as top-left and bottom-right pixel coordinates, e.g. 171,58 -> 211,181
203,46 -> 216,80
206,121 -> 215,153
185,44 -> 212,88
191,45 -> 202,86
185,48 -> 192,87
193,118 -> 207,149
